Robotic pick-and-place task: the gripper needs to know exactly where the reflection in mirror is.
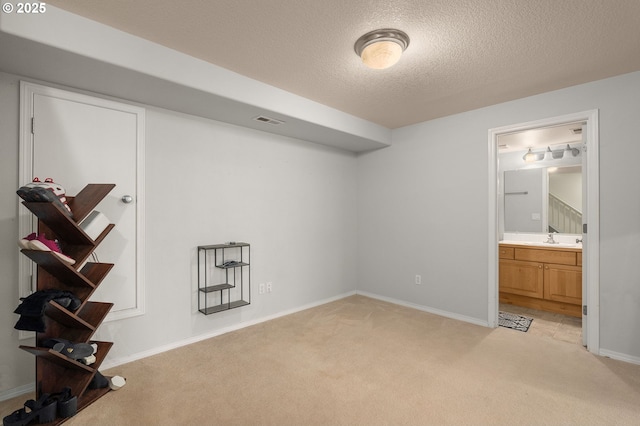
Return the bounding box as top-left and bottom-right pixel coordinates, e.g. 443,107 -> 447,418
504,168 -> 545,232
548,166 -> 582,233
503,166 -> 582,234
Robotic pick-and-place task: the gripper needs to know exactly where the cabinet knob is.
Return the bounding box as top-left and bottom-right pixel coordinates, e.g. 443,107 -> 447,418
121,195 -> 134,204
539,265 -> 542,269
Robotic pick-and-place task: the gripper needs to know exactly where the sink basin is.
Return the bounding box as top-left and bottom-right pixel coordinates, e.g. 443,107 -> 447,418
500,240 -> 581,248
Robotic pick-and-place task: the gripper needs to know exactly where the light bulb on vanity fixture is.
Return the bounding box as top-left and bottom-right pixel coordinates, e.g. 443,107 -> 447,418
565,144 -> 580,157
354,29 -> 410,69
523,148 -> 537,162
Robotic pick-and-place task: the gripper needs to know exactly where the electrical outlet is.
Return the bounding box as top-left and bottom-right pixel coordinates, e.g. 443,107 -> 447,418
266,282 -> 273,293
415,275 -> 422,285
259,283 -> 265,294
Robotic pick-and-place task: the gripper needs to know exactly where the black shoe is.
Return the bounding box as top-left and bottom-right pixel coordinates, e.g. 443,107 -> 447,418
2,393 -> 57,426
89,371 -> 109,389
47,387 -> 77,419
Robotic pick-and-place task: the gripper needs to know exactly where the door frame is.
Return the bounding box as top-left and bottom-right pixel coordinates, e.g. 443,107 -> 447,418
18,80 -> 146,327
487,110 -> 599,354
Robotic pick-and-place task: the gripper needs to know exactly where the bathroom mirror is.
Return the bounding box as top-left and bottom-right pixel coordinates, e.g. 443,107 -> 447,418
498,121 -> 584,236
503,165 -> 582,234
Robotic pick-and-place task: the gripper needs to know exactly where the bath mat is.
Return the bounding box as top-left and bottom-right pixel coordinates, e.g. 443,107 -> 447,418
498,311 -> 533,332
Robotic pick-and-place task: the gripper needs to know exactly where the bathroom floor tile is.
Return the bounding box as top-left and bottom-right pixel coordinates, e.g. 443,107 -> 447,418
500,303 -> 582,345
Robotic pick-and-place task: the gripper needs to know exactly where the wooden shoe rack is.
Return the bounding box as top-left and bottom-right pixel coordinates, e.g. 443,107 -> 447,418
18,183 -> 117,424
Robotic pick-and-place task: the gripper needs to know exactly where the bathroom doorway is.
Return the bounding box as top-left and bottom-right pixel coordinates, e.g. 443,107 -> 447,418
488,110 -> 600,354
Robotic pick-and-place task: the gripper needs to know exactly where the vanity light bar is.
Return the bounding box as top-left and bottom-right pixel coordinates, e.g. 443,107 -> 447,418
522,143 -> 580,162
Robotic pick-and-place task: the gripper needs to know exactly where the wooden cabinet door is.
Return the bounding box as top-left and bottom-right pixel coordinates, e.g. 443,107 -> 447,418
499,259 -> 544,299
544,263 -> 582,305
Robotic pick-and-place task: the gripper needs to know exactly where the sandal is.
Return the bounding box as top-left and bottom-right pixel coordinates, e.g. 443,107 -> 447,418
2,393 -> 56,426
42,338 -> 94,361
53,341 -> 94,360
47,387 -> 77,419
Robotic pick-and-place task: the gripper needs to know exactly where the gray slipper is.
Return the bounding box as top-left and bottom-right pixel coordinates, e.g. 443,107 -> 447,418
53,341 -> 95,360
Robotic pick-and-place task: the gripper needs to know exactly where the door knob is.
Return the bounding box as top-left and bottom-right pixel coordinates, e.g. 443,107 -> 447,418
121,195 -> 134,204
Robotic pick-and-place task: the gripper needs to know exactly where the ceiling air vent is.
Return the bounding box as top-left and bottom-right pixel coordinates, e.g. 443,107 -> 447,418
253,115 -> 285,125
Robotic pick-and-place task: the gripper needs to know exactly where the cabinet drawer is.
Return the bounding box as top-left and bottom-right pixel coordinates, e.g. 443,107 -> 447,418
499,247 -> 514,259
514,248 -> 576,266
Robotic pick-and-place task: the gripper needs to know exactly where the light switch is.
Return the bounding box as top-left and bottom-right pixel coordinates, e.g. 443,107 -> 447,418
532,213 -> 541,220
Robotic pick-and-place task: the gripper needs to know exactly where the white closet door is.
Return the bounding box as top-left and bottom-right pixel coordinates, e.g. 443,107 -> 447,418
20,82 -> 145,322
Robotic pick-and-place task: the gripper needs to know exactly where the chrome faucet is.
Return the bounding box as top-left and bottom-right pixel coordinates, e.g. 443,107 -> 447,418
545,233 -> 559,244
576,238 -> 583,244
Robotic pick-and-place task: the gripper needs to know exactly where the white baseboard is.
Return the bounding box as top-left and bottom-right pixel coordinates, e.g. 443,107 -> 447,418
358,291 -> 640,366
356,290 -> 490,327
598,349 -> 640,365
0,383 -> 34,402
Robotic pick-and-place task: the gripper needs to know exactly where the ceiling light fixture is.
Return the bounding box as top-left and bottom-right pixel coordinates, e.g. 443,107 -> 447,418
354,29 -> 410,70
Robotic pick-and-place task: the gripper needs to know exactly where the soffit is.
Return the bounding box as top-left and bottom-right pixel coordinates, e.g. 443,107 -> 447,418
45,0 -> 640,129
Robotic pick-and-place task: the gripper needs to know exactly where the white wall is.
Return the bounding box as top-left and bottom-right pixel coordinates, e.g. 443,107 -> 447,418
358,71 -> 640,359
357,110 -> 491,320
0,70 -> 358,395
0,72 -> 33,396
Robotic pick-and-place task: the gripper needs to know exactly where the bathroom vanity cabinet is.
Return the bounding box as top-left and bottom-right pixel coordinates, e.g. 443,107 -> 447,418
499,244 -> 582,317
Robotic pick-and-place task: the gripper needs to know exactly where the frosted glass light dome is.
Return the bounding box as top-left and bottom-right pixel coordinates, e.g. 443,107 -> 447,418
361,40 -> 403,69
355,29 -> 410,70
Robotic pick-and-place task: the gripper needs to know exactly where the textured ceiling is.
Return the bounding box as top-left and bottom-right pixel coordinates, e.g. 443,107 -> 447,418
45,0 -> 640,129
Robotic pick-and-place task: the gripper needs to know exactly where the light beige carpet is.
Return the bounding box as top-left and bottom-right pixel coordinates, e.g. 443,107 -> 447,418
3,295 -> 640,425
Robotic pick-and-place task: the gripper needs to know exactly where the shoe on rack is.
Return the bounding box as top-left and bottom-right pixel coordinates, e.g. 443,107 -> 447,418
17,233 -> 36,250
109,375 -> 126,391
52,294 -> 82,312
16,177 -> 73,217
79,354 -> 96,365
47,387 -> 77,419
89,371 -> 109,389
2,393 -> 57,426
27,234 -> 76,265
52,341 -> 95,361
41,337 -> 95,360
16,177 -> 43,200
